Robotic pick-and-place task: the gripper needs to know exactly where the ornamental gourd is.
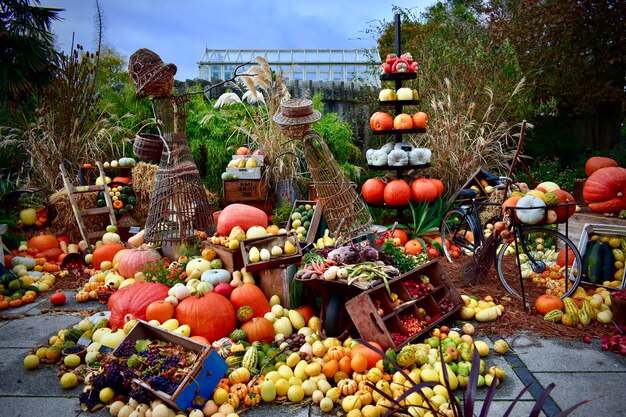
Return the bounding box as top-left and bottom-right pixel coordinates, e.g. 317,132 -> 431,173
583,166 -> 626,213
117,247 -> 162,278
175,292 -> 236,342
92,243 -> 126,270
107,282 -> 170,329
515,195 -> 546,224
216,204 -> 268,236
383,180 -> 411,206
361,178 -> 386,205
585,156 -> 618,177
230,284 -> 271,317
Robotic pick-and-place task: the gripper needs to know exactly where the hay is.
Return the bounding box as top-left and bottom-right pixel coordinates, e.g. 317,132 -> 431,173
48,188 -> 105,241
131,162 -> 159,225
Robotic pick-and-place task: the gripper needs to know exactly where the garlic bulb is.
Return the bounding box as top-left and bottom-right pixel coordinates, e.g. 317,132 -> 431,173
387,149 -> 409,166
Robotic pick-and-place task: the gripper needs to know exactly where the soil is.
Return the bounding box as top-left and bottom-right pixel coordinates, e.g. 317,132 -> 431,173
441,256 -> 615,340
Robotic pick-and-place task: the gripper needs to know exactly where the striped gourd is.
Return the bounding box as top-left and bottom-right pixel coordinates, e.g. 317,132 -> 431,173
242,343 -> 258,370
561,313 -> 579,327
543,309 -> 564,322
226,355 -> 243,368
578,309 -> 591,327
562,297 -> 580,317
580,300 -> 596,320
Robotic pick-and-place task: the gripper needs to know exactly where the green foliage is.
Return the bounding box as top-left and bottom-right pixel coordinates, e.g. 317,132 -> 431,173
516,157 -> 583,193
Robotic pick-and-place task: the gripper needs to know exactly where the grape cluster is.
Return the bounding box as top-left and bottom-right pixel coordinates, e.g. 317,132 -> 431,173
128,385 -> 150,403
147,375 -> 178,395
438,298 -> 456,314
276,333 -> 306,352
116,340 -> 136,357
391,332 -> 408,346
404,280 -> 429,298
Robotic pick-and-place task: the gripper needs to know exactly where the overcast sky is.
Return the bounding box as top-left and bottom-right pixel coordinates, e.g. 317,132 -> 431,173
39,0 -> 433,80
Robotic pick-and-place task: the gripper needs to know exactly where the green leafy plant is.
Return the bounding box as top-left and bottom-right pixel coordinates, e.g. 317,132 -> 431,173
380,239 -> 428,274
361,340 -> 588,417
407,197 -> 452,250
140,259 -> 184,286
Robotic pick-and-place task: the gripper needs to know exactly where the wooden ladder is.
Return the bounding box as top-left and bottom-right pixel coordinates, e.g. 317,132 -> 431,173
59,161 -> 117,253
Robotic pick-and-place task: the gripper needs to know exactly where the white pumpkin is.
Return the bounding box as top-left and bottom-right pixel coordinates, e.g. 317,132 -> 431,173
201,269 -> 232,286
515,195 -> 546,225
185,257 -> 212,277
365,149 -> 376,164
409,147 -> 432,165
394,141 -> 413,151
371,150 -> 388,166
381,142 -> 395,154
387,149 -> 409,166
246,225 -> 268,239
168,283 -> 191,300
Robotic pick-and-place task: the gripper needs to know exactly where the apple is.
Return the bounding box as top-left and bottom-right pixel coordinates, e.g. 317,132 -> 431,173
19,208 -> 37,226
378,89 -> 396,101
396,87 -> 413,101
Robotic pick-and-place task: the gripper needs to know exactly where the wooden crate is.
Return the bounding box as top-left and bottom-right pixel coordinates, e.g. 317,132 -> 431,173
114,320 -> 227,411
222,180 -> 269,203
202,242 -> 244,272
259,265 -> 297,308
240,232 -> 303,273
286,200 -> 323,246
345,260 -> 462,351
559,208 -> 626,248
447,167 -> 500,205
576,223 -> 626,289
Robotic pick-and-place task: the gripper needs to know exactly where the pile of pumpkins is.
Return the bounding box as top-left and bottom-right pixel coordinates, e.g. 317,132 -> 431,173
361,177 -> 444,207
501,181 -> 577,226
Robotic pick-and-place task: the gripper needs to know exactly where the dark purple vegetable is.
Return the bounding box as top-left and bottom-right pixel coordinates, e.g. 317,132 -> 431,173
360,247 -> 379,262
326,246 -> 359,264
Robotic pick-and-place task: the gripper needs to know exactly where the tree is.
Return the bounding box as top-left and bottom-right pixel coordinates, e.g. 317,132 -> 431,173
488,0 -> 626,153
0,0 -> 62,109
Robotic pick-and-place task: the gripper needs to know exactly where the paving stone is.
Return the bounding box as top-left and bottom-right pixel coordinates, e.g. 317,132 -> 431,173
473,352 -> 533,401
0,396 -> 81,417
534,372 -> 626,417
0,347 -> 84,397
473,399 -> 548,416
506,333 -> 626,372
0,314 -> 81,347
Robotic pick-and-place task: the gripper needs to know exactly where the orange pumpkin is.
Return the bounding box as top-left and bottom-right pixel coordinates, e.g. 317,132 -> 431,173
552,189 -> 577,221
28,234 -> 59,253
430,178 -> 444,197
383,179 -> 411,206
412,112 -> 428,129
241,317 -> 275,343
236,147 -> 250,156
391,229 -> 409,246
349,342 -> 383,369
322,359 -> 339,378
35,248 -> 64,262
370,112 -> 393,131
230,284 -> 271,317
404,239 -> 423,255
585,156 -> 619,177
117,247 -> 162,278
361,178 -> 386,204
112,177 -> 131,184
535,294 -> 564,315
583,167 -> 626,213
410,177 -> 439,203
145,300 -> 175,323
393,113 -> 413,130
190,335 -> 210,345
556,248 -> 576,267
175,293 -> 236,342
293,305 -> 315,324
91,243 -> 126,270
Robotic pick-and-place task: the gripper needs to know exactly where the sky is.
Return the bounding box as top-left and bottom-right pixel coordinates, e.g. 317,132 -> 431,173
38,0 -> 434,80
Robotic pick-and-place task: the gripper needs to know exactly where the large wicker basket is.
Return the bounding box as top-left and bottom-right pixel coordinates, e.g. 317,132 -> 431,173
133,134 -> 164,162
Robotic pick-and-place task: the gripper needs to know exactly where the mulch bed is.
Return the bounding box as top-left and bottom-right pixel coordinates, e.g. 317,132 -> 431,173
441,257 -> 615,340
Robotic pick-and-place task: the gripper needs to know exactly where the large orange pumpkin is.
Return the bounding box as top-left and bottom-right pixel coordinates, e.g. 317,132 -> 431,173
370,112 -> 393,131
216,203 -> 268,236
410,177 -> 439,203
583,167 -> 626,213
92,243 -> 126,270
241,317 -> 275,343
28,235 -> 59,253
349,342 -> 383,369
412,112 -> 428,129
175,293 -> 236,342
107,282 -> 170,328
393,113 -> 413,130
229,284 -> 271,317
404,239 -> 423,255
534,294 -> 564,315
430,178 -> 444,197
556,248 -> 575,267
391,229 -> 409,246
117,247 -> 162,278
383,180 -> 411,206
585,156 -> 619,177
361,178 -> 386,205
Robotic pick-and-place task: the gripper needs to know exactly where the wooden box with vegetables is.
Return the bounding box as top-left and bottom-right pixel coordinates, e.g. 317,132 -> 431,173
240,232 -> 302,272
286,200 -> 323,246
345,260 -> 462,350
113,320 -> 227,411
577,223 -> 626,289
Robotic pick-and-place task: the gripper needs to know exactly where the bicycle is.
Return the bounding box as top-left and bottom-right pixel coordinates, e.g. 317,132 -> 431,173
439,176 -> 583,303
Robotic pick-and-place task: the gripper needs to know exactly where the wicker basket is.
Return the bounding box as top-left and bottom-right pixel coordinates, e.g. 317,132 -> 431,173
128,48 -> 177,98
133,134 -> 164,162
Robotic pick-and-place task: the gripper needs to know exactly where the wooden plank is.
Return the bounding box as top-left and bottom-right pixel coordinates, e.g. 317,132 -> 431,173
259,267 -> 294,308
80,207 -> 112,216
71,185 -> 106,194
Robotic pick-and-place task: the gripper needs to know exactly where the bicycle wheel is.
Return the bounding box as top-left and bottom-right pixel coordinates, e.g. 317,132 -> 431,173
440,208 -> 482,263
496,227 -> 582,302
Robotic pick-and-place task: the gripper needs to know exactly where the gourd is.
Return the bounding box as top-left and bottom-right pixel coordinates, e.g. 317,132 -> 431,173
201,269 -> 231,286
534,294 -> 564,315
127,230 -> 145,248
562,297 -> 580,317
387,149 -> 408,166
241,317 -> 275,343
361,178 -> 386,205
230,284 -> 271,317
237,306 -> 254,323
585,156 -> 618,177
118,157 -> 136,167
543,309 -> 564,322
515,195 -> 546,225
12,256 -> 36,270
370,150 -> 388,166
216,204 -> 268,236
92,243 -> 125,270
100,328 -> 127,349
102,232 -> 121,244
117,247 -> 162,278
383,180 -> 411,206
107,282 -> 170,328
28,235 -> 59,253
174,292 -> 236,342
408,148 -> 431,165
583,166 -> 626,213
241,342 -> 259,369
474,307 -> 499,322
211,337 -> 233,358
410,177 -> 439,203
246,226 -> 267,239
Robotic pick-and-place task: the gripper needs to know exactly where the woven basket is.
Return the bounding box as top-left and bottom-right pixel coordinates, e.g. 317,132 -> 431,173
133,134 -> 164,162
128,48 -> 177,98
